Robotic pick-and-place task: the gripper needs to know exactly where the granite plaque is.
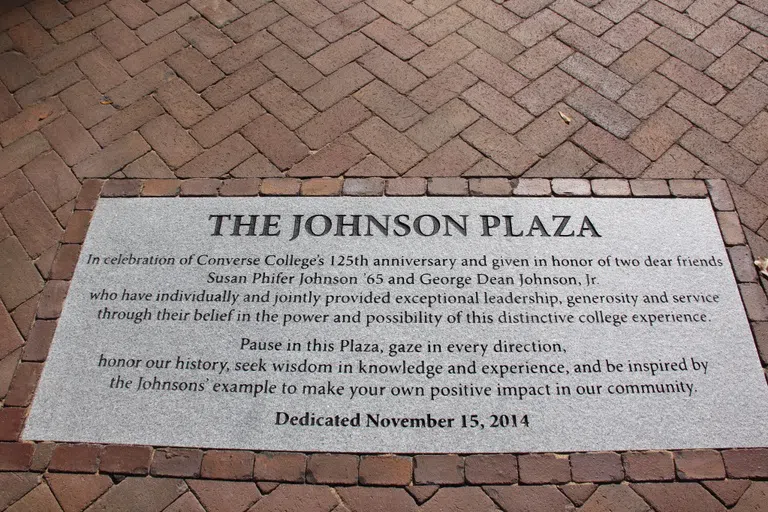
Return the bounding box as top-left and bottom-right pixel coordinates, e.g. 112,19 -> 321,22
24,197 -> 768,452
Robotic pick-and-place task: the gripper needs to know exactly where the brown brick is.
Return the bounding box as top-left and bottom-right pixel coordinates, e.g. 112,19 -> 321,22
741,31 -> 768,60
73,131 -> 150,178
362,17 -> 426,59
287,134 -> 367,177
462,82 -> 532,133
565,85 -> 639,138
297,97 -> 370,150
242,114 -> 309,169
410,34 -> 476,77
696,17 -> 750,57
94,19 -> 143,60
551,0 -> 611,34
623,451 -> 675,482
180,178 -> 221,195
59,81 -> 115,129
99,445 -> 152,475
201,61 -> 272,109
462,118 -> 538,175
610,40 -> 669,84
123,33 -> 190,77
212,31 -> 279,73
101,178 -> 142,197
191,95 -> 264,148
307,33 -> 376,75
680,128 -> 755,184
137,4 -> 198,43
573,123 -> 649,177
619,72 -> 679,119
41,113 -> 99,165
141,179 -> 181,196
571,452 -> 624,483
301,177 -> 342,195
0,52 -> 39,93
343,177 -> 386,195
0,171 -> 32,211
488,485 -> 575,511
355,80 -> 425,131
640,0 -> 704,38
199,450 -> 254,480
166,46 -> 224,92
140,114 -> 202,168
301,63 -> 373,111
252,78 -> 316,130
231,154 -> 280,177
45,473 -> 112,512
458,19 -> 524,62
275,0 -> 334,27
552,177 -> 591,195
177,134 -> 256,178
358,456 -> 412,486
307,453 -> 358,484
268,16 -> 327,58
3,192 -> 63,258
189,0 -> 243,27
526,142 -> 593,178
408,64 -> 477,113
177,17 -> 233,57
85,476 -> 186,512
731,114 -> 768,163
518,453 -> 570,484
0,443 -> 34,471
517,104 -> 586,156
406,99 -> 479,153
49,444 -> 101,473
253,452 -> 306,482
0,83 -> 20,124
366,0 -> 425,28
51,5 -> 113,42
707,46 -> 762,90
668,178 -> 707,197
465,454 -> 517,484
513,36 -> 574,79
648,26 -> 716,70
667,90 -> 740,142
108,0 -> 156,28
8,19 -> 55,59
77,47 -> 130,94
316,3 -> 378,42
414,455 -> 464,484
151,448 -> 203,477
722,449 -> 768,478
461,50 -> 528,97
427,177 -> 468,195
106,63 -> 175,109
0,407 -> 26,441
629,107 -> 691,160
632,482 -> 727,512
217,178 -> 261,196
658,57 -> 725,104
561,54 -> 631,101
740,282 -> 768,321
717,77 -> 768,125
386,177 -> 427,195
27,0 -> 74,29
154,79 -> 212,129
706,178 -> 734,210
358,47 -> 426,95
407,138 -> 481,176
728,244 -> 758,282
631,178 -> 670,196
702,480 -> 752,508
75,179 -> 104,210
14,62 -> 83,108
509,8 -> 567,47
351,117 -> 426,173
50,243 -> 81,279
0,350 -> 22,398
0,97 -> 61,149
514,68 -> 580,117
556,23 -> 621,66
602,13 -> 659,51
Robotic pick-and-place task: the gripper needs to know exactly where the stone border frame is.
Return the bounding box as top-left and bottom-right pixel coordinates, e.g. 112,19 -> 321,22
1,177 -> 767,509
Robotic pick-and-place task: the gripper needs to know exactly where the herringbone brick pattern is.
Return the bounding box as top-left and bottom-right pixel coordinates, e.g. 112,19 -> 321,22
2,0 -> 768,509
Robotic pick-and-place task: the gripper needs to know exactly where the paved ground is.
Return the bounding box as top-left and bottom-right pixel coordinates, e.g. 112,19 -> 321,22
1,0 -> 768,509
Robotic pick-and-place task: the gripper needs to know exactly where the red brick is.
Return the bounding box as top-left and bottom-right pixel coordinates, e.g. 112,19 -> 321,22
355,80 -> 425,130
0,472 -> 41,509
77,47 -> 130,94
74,179 -> 104,210
155,78 -> 211,130
0,171 -> 32,211
253,452 -> 306,482
85,476 -> 186,512
0,52 -> 39,93
358,47 -> 425,95
213,31 -> 279,73
180,178 -> 221,195
297,97 -> 370,150
231,154 -> 280,177
411,34 -> 476,77
611,40 -> 670,84
679,128 -> 755,184
101,179 -> 142,197
458,19 -> 524,62
94,19 -> 144,60
140,114 -> 202,168
421,487 -> 499,512
50,243 -> 80,279
241,114 -> 308,169
708,46 -> 762,91
15,62 -> 83,108
301,63 -> 372,112
629,107 -> 690,160
62,210 -> 91,243
151,448 -> 203,477
201,61 -> 272,109
658,57 -> 725,104
346,155 -> 397,177
8,19 -> 55,59
99,445 -> 152,475
414,455 -> 463,484
252,78 -> 316,130
268,16 -> 327,58
316,3 -> 378,42
0,97 -> 67,147
409,64 -> 477,113
186,481 -> 260,512
0,83 -> 19,124
108,0 -> 156,28
359,456 -> 412,486
462,118 -> 539,175
722,448 -> 768,478
307,453 -> 358,484
485,485 -> 574,511
215,178 -> 258,196
0,238 -> 44,310
603,13 -> 659,51
222,3 -> 286,41
3,191 -> 63,258
51,5 -> 113,42
0,408 -> 26,441
515,69 -> 580,118
191,95 -> 264,148
718,77 -> 768,125
696,17 -> 750,57
0,306 -> 24,361
40,114 -> 99,166
136,4 -> 198,43
551,0 -> 611,34
556,24 -> 620,66
59,80 -> 115,129
177,18 -> 232,58
0,443 -> 34,471
640,0 -> 704,38
255,484 -> 339,511
666,90 -> 739,142
366,0 -> 425,28
648,26 -> 716,70
672,449 -> 726,480
635,483 -> 726,511
121,32 -> 186,76
198,450 -> 254,480
362,17 -> 426,59
28,0 -> 74,29
107,63 -> 175,108
619,72 -> 679,120
509,8 -> 567,47
141,179 -> 181,196
703,479 -> 752,507
178,134 -> 255,178
189,0 -> 243,27
406,99 -> 479,153
551,177 -> 590,195
36,279 -> 70,318
464,454 -> 517,484
622,451 -> 675,482
46,473 -> 112,511
411,6 -> 473,45
21,320 -> 55,363
288,134 -> 367,177
408,138 -> 481,176
260,177 -> 301,195
571,452 -> 624,483
518,453 -> 570,484
352,117 -> 426,173
73,131 -> 150,178
49,444 -> 101,473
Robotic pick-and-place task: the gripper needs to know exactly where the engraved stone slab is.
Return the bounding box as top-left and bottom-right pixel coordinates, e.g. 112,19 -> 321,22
25,197 -> 768,452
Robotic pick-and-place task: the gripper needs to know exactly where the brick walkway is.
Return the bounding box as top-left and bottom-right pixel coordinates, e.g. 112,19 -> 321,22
1,0 -> 768,509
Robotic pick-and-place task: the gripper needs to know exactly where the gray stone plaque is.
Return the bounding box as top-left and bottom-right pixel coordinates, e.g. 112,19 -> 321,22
24,197 -> 768,452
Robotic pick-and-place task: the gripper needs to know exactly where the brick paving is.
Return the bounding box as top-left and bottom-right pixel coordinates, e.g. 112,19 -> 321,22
1,0 -> 768,509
